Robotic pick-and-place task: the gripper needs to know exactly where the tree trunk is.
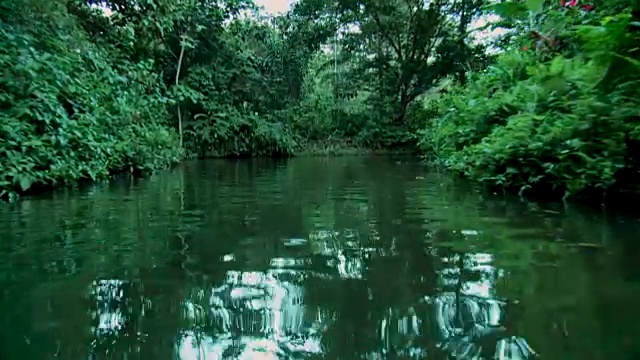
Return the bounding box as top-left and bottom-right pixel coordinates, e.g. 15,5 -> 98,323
457,0 -> 468,85
175,41 -> 186,148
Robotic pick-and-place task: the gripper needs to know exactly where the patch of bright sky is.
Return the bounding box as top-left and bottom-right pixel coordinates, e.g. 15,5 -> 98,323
255,0 -> 507,45
97,0 -> 508,44
254,0 -> 295,14
471,14 -> 510,50
97,0 -> 506,51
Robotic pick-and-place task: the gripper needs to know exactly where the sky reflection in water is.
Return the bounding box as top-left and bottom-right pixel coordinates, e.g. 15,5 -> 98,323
91,228 -> 536,359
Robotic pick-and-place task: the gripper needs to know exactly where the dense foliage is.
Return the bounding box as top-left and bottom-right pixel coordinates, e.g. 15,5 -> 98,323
2,0 -> 639,202
417,0 -> 640,201
1,1 -> 183,200
0,0 -> 477,199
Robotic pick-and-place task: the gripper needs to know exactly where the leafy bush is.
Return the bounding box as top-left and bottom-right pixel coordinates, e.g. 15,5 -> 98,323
0,1 -> 181,199
418,3 -> 640,200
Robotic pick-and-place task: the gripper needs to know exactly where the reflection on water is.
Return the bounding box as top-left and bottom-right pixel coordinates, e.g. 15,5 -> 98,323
170,232 -> 534,359
176,268 -> 323,359
2,157 -> 640,360
91,280 -> 130,338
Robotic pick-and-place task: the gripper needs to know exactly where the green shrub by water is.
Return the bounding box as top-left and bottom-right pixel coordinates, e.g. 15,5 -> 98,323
3,0 -> 640,203
416,1 -> 640,200
0,1 -> 182,199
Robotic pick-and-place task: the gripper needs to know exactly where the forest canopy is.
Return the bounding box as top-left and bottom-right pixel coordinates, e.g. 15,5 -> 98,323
1,0 -> 639,201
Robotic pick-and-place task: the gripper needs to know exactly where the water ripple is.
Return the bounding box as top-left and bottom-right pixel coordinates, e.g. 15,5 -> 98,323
2,157 -> 638,360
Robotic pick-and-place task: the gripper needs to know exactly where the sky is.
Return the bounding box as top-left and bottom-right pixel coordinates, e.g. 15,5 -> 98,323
252,1 -> 504,42
254,0 -> 294,14
99,0 -> 504,46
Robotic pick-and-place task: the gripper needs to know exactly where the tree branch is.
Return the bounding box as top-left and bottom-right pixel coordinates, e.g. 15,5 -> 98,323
370,10 -> 403,61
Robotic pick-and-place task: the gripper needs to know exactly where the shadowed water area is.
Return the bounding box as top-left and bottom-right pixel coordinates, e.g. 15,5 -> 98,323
1,156 -> 640,360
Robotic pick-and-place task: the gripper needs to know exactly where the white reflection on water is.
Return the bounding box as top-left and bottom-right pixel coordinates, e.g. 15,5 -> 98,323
176,332 -> 284,359
176,331 -> 324,359
177,268 -> 324,359
173,230 -> 372,358
435,252 -> 537,359
310,229 -> 371,279
376,252 -> 537,359
89,279 -> 129,338
87,230 -> 537,359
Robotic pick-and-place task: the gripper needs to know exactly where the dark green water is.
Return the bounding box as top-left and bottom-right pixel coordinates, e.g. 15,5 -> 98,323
1,156 -> 640,360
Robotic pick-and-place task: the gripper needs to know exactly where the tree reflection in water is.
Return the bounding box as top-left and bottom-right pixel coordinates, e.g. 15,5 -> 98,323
433,252 -> 537,360
88,279 -> 150,358
176,269 -> 326,359
375,251 -> 538,359
90,279 -> 130,339
87,230 -> 537,359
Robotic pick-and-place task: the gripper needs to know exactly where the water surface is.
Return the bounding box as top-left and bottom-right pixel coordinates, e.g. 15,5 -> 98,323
1,156 -> 639,359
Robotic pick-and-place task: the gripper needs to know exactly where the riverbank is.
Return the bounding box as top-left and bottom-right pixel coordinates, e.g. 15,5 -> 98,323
0,144 -> 415,202
414,3 -> 640,203
294,140 -> 415,157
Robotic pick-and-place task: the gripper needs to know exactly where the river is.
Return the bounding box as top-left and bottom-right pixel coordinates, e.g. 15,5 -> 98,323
1,156 -> 639,359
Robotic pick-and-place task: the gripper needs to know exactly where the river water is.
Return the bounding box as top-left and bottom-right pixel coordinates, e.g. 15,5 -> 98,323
1,156 -> 639,360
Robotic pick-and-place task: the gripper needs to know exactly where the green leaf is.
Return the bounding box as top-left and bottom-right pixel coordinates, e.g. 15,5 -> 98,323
18,175 -> 33,192
542,76 -> 567,92
525,0 -> 545,13
549,56 -> 565,75
613,53 -> 640,71
483,2 -> 528,20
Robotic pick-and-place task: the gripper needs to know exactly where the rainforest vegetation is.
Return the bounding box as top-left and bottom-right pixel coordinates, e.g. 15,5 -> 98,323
1,0 -> 639,201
